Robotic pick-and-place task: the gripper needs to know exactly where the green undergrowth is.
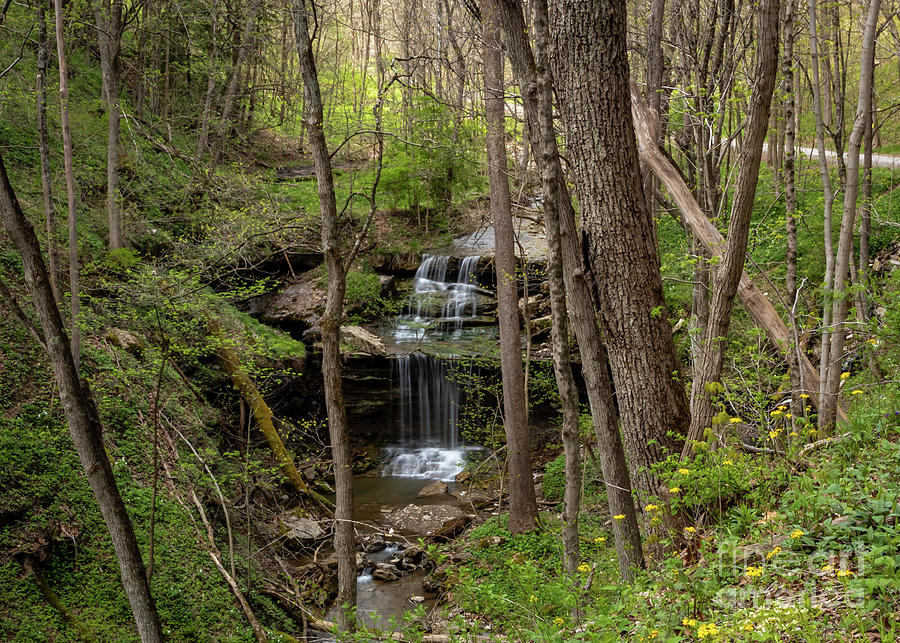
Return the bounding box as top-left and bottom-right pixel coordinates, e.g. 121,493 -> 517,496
444,379 -> 900,641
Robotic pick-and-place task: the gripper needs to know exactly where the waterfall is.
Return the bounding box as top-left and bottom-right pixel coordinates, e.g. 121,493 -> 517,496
394,254 -> 482,342
384,353 -> 466,480
382,254 -> 487,480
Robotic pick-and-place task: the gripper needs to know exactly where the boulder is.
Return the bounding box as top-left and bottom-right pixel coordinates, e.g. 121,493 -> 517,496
105,328 -> 144,353
427,514 -> 475,543
379,275 -> 395,295
387,504 -> 464,536
254,276 -> 327,326
450,489 -> 493,509
417,480 -> 449,497
372,563 -> 401,582
340,326 -> 386,356
278,513 -> 325,545
362,534 -> 386,553
455,471 -> 472,484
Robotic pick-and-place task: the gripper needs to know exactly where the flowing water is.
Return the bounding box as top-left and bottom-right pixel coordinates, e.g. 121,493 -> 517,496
327,255 -> 493,632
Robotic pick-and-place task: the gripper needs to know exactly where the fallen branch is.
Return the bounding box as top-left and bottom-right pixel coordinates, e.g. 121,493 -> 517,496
630,79 -> 846,422
208,318 -> 333,513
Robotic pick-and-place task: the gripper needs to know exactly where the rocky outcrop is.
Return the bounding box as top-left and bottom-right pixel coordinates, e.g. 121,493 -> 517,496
340,326 -> 386,355
417,481 -> 449,497
387,504 -> 464,536
250,274 -> 326,328
277,512 -> 326,548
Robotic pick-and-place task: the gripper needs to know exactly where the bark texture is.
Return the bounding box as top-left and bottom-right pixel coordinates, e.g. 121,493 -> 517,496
483,0 -> 537,534
499,0 -> 643,579
95,0 -> 124,250
0,153 -> 164,642
291,0 -> 356,630
549,0 -> 691,495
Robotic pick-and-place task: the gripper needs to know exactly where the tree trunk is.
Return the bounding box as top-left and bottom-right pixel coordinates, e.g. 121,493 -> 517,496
36,0 -> 61,305
196,0 -> 219,159
210,319 -> 333,510
483,0 -> 537,535
499,0 -> 642,580
52,0 -> 80,373
213,0 -> 260,166
686,0 -> 780,455
291,0 -> 356,631
809,0 -> 837,424
821,0 -> 881,429
549,0 -> 691,496
95,0 -> 124,250
782,0 -> 803,425
0,153 -> 164,642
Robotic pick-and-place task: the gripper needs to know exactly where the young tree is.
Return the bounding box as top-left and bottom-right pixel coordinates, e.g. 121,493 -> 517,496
95,0 -> 125,250
685,0 -> 780,453
549,0 -> 691,495
820,0 -> 881,428
0,153 -> 164,642
35,0 -> 61,303
291,0 -> 356,630
482,0 -> 538,535
52,0 -> 80,372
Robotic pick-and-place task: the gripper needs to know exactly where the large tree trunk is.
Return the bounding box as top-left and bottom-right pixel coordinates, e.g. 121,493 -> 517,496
53,0 -> 80,373
196,0 -> 219,159
686,0 -> 780,454
95,0 -> 124,250
36,0 -> 61,305
821,0 -> 881,429
498,0 -> 642,579
291,0 -> 356,631
0,153 -> 164,642
482,0 -> 537,535
549,0 -> 691,496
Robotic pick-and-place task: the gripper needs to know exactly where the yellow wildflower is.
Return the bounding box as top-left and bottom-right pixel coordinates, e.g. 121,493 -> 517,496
799,393 -> 810,399
769,430 -> 779,439
613,514 -> 625,520
821,564 -> 834,572
669,487 -> 681,493
806,405 -> 812,412
851,389 -> 863,395
578,563 -> 590,573
841,372 -> 850,380
723,460 -> 733,465
770,409 -> 783,417
678,468 -> 691,475
743,623 -> 755,631
682,617 -> 698,628
645,504 -> 659,512
837,569 -> 854,578
529,594 -> 538,603
649,630 -> 659,640
594,536 -> 606,543
766,546 -> 781,560
684,526 -> 696,533
790,431 -> 799,437
729,417 -> 742,424
808,429 -> 818,436
778,405 -> 787,411
744,565 -> 763,578
697,622 -> 719,639
867,338 -> 878,345
786,412 -> 793,418
790,529 -> 805,539
554,617 -> 564,626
